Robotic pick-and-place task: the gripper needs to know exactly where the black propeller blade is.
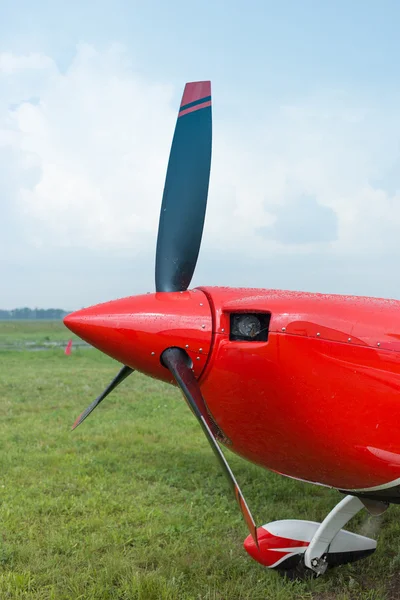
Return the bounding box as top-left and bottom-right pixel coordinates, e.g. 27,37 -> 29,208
162,347 -> 259,547
155,81 -> 212,292
71,81 -> 213,426
72,365 -> 134,430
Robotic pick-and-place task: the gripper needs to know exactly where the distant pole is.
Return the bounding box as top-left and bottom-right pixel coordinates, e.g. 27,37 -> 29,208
65,339 -> 73,356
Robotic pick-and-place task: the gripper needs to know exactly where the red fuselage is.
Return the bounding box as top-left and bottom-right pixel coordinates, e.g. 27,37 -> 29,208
64,287 -> 400,496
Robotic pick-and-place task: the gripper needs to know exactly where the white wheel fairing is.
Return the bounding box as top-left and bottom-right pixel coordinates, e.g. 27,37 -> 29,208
243,519 -> 376,569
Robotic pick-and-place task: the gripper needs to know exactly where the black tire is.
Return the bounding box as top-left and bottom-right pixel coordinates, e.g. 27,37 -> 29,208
276,557 -> 319,581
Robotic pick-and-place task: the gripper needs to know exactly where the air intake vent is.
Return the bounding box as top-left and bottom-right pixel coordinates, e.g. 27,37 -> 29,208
229,313 -> 271,342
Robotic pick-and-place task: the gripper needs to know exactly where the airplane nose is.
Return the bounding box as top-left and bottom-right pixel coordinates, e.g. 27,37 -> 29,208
63,290 -> 213,383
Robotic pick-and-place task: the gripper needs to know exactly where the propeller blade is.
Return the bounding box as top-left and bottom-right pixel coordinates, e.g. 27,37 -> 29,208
155,81 -> 212,292
72,365 -> 134,430
162,347 -> 258,547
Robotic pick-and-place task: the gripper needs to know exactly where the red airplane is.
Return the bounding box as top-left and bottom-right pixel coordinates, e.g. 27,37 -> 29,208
64,81 -> 397,579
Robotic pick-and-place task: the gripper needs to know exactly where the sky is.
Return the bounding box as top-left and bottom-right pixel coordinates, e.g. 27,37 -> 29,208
2,1 -> 400,309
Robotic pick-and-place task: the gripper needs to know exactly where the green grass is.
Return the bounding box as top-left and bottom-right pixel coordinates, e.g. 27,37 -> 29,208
0,321 -> 77,344
0,322 -> 398,598
0,321 -> 85,352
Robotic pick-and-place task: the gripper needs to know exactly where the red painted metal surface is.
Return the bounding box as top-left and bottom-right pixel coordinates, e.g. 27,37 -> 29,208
64,290 -> 212,383
64,285 -> 400,493
199,287 -> 400,491
244,526 -> 309,568
180,81 -> 211,107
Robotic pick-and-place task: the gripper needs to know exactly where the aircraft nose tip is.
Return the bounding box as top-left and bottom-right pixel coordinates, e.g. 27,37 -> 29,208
62,291 -> 213,383
63,310 -> 79,329
64,308 -> 96,337
64,302 -> 120,345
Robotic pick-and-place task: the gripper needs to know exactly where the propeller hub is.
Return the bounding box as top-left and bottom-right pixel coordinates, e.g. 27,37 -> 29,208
64,290 -> 212,382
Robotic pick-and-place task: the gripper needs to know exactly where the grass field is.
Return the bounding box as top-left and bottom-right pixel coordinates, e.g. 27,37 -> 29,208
0,321 -> 76,344
0,322 -> 399,599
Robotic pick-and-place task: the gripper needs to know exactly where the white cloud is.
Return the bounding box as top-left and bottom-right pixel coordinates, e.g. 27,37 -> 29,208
2,44 -> 400,306
2,44 -> 176,252
0,52 -> 54,73
204,93 -> 400,258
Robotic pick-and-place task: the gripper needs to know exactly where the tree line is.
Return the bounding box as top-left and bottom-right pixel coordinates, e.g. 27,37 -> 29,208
0,308 -> 68,320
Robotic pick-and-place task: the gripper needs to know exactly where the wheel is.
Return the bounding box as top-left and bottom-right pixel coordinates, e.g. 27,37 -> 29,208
276,556 -> 319,581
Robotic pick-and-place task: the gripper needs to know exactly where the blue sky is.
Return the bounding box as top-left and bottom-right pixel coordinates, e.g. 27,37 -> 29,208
2,1 -> 400,309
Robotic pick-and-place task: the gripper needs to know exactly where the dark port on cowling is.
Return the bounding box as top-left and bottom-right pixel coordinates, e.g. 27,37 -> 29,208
229,313 -> 271,342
